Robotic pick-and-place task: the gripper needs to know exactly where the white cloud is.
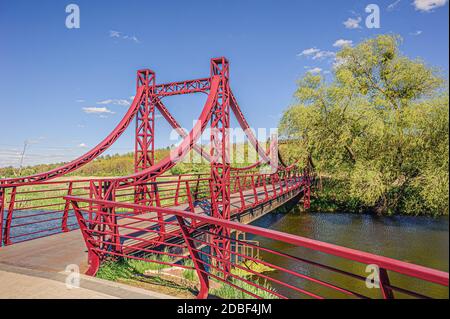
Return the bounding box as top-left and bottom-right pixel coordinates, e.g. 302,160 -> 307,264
82,107 -> 115,114
307,67 -> 322,74
410,30 -> 423,36
297,48 -> 320,57
298,48 -> 336,61
333,39 -> 353,48
343,17 -> 362,29
123,35 -> 140,43
388,0 -> 401,11
109,30 -> 140,43
97,99 -> 131,106
413,0 -> 447,11
312,51 -> 336,60
75,99 -> 85,103
109,30 -> 121,38
78,143 -> 88,148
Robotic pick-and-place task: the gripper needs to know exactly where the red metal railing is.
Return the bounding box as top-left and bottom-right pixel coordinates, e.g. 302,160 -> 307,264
0,173 -> 209,246
0,178 -> 93,245
0,168 -> 307,247
65,195 -> 448,300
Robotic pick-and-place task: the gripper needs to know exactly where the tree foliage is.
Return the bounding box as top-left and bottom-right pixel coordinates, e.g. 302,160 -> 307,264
280,35 -> 449,216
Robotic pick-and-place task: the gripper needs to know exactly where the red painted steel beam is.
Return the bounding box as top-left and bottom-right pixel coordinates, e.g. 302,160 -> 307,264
134,70 -> 157,206
154,78 -> 210,97
209,57 -> 232,275
135,69 -> 156,172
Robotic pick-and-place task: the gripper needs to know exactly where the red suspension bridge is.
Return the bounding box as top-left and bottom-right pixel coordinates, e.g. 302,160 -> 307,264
0,58 -> 448,299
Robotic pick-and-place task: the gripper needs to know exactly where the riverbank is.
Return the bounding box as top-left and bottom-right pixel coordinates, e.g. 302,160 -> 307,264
309,176 -> 449,217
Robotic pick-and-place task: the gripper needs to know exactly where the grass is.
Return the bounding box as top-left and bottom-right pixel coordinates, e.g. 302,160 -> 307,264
211,279 -> 278,299
96,248 -> 176,280
210,262 -> 279,299
181,259 -> 196,281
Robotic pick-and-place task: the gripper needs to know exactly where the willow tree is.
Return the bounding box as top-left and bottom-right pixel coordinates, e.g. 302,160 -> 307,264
280,35 -> 449,216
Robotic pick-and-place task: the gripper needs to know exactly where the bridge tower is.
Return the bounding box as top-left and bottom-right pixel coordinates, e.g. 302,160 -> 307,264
135,69 -> 156,172
209,57 -> 231,275
134,69 -> 157,206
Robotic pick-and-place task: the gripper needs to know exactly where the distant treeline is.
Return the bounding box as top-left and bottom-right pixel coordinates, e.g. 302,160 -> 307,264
0,143 -> 268,178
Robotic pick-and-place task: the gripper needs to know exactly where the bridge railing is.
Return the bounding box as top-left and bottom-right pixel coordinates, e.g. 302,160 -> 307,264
0,168 -> 307,247
65,196 -> 448,300
0,178 -> 94,245
0,173 -> 210,246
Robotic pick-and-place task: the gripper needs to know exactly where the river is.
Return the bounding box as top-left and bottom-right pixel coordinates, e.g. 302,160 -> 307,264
250,207 -> 449,299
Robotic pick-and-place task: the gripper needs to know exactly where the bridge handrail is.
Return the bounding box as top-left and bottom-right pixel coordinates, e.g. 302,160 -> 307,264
65,195 -> 449,288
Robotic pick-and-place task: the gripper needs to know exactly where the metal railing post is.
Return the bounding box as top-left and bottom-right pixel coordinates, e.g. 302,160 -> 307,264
262,175 -> 269,201
62,181 -> 73,232
3,186 -> 16,246
271,175 -> 277,197
250,175 -> 258,206
70,200 -> 100,276
185,181 -> 196,227
152,182 -> 165,240
174,175 -> 182,206
176,215 -> 209,299
236,176 -> 246,210
379,268 -> 395,299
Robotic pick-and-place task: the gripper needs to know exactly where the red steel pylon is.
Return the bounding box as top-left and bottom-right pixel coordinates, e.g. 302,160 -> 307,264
134,69 -> 156,206
209,57 -> 232,276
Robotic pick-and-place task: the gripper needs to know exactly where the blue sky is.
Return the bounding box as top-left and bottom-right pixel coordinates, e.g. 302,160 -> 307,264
0,0 -> 448,167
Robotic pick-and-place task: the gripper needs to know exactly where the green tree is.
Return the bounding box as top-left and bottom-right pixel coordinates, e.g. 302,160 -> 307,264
280,35 -> 448,216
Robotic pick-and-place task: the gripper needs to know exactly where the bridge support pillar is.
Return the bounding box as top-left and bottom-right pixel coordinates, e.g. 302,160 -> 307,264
134,69 -> 157,207
209,57 -> 231,277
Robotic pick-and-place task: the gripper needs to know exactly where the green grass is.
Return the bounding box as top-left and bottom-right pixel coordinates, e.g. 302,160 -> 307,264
211,278 -> 278,299
209,261 -> 279,299
96,248 -> 176,280
181,259 -> 196,281
96,259 -> 135,281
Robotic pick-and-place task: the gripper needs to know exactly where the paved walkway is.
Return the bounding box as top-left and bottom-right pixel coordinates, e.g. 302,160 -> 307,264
0,263 -> 175,299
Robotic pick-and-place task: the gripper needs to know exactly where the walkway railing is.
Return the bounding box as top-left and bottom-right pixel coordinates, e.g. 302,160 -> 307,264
0,168 -> 307,246
0,173 -> 209,245
65,196 -> 449,299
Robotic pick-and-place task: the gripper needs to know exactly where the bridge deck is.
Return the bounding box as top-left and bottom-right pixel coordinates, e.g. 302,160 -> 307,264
0,182 -> 302,275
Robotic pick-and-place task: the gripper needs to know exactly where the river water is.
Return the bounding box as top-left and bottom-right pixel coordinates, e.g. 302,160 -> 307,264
250,208 -> 449,299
